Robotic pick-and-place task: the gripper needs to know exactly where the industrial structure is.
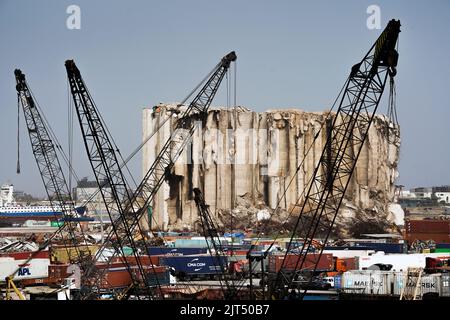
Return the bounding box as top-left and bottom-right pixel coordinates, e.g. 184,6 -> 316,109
7,19 -> 450,302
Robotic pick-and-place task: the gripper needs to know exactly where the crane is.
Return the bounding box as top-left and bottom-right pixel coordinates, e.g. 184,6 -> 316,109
65,60 -> 156,300
193,188 -> 236,299
269,19 -> 401,299
126,51 -> 237,229
14,69 -> 93,276
65,51 -> 236,299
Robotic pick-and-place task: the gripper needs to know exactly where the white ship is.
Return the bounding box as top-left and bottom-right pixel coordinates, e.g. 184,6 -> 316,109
0,184 -> 62,222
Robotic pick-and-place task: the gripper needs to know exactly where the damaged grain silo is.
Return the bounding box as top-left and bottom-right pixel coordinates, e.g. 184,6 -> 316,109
142,104 -> 402,237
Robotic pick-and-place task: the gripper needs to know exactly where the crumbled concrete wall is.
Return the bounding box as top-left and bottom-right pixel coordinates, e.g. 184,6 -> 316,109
142,104 -> 401,236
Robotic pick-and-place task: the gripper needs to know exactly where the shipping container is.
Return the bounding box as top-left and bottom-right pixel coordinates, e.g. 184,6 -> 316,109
336,257 -> 359,272
0,250 -> 50,281
359,253 -> 427,271
147,247 -> 208,256
432,248 -> 450,253
230,252 -> 269,276
50,244 -> 99,264
341,270 -> 394,295
323,249 -> 376,258
406,220 -> 450,234
441,274 -> 450,297
50,221 -> 64,227
94,261 -> 169,289
172,239 -> 221,248
393,272 -> 441,296
354,242 -> 406,254
405,233 -> 450,244
225,249 -> 249,256
135,267 -> 172,287
437,243 -> 450,249
334,275 -> 342,289
123,255 -> 161,266
159,254 -> 228,277
268,253 -> 334,273
48,264 -> 70,280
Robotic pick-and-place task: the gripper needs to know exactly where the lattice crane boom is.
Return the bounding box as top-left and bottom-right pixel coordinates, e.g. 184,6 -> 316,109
271,20 -> 401,298
193,188 -> 236,299
14,69 -> 92,272
65,60 -> 155,299
85,51 -> 236,275
128,51 -> 237,223
65,51 -> 236,299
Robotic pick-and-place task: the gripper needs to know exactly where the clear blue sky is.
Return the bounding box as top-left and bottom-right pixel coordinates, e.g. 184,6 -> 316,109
0,0 -> 449,196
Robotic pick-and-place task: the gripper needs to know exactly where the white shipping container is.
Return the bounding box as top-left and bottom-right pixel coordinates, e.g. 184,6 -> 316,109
323,250 -> 375,258
359,252 -> 450,271
422,274 -> 442,296
359,253 -> 426,271
341,270 -> 394,295
393,272 -> 441,297
0,256 -> 49,280
441,274 -> 450,297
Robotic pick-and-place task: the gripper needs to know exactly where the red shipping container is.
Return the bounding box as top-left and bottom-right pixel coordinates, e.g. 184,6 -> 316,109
226,250 -> 248,256
124,255 -> 161,266
406,220 -> 450,234
406,233 -> 450,244
268,253 -> 334,273
95,261 -> 167,289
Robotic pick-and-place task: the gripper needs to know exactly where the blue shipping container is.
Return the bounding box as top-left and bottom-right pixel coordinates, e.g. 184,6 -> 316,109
323,246 -> 373,251
148,247 -> 208,256
145,269 -> 171,286
159,255 -> 228,275
354,242 -> 405,254
436,243 -> 450,249
334,275 -> 342,289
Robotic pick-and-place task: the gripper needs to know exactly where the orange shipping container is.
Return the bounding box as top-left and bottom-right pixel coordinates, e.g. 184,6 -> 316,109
335,257 -> 359,272
268,253 -> 334,273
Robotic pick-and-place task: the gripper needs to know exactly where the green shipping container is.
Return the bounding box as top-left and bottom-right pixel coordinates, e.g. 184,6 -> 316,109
51,221 -> 64,227
434,248 -> 450,253
122,246 -> 134,256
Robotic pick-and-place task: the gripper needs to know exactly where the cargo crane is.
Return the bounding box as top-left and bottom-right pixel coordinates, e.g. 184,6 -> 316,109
14,70 -> 92,272
66,51 -> 236,298
269,20 -> 401,299
126,51 -> 237,227
65,60 -> 157,300
193,188 -> 236,299
80,51 -> 236,275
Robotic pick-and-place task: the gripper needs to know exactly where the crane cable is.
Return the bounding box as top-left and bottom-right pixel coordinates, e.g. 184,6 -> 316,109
16,94 -> 21,174
387,76 -> 400,144
67,80 -> 74,193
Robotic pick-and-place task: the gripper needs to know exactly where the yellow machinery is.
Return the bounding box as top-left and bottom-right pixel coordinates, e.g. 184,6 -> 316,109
5,276 -> 25,300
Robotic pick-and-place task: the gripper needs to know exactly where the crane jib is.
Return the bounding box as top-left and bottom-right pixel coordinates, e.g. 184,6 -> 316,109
270,19 -> 401,299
